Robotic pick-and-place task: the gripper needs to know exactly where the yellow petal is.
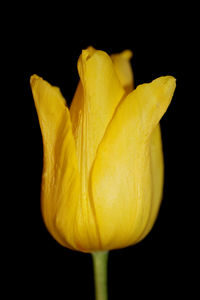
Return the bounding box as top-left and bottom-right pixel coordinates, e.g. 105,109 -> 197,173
30,75 -> 104,252
135,124 -> 164,243
70,48 -> 125,199
111,49 -> 134,93
91,76 -> 176,250
30,75 -> 80,249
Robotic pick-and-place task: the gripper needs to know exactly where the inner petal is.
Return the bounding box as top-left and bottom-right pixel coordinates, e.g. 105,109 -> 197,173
111,49 -> 134,93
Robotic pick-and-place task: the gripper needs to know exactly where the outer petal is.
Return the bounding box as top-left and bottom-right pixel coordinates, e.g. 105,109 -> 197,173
111,49 -> 163,241
91,76 -> 176,250
30,75 -> 79,249
136,124 -> 164,243
111,49 -> 134,93
31,75 -> 101,252
70,48 -> 125,198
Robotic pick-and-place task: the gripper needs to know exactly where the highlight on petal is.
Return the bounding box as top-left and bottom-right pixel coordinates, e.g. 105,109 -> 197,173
111,49 -> 134,93
91,76 -> 176,250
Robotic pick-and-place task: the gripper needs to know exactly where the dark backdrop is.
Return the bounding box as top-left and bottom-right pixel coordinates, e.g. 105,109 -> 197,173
6,4 -> 197,300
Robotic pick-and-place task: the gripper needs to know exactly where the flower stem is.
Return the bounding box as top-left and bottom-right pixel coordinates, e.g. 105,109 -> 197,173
92,251 -> 109,300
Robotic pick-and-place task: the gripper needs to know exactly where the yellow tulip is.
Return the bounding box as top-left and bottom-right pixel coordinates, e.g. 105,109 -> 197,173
30,47 -> 176,253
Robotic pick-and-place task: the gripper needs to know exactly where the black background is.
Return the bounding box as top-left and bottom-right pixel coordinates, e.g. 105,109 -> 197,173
6,3 -> 197,299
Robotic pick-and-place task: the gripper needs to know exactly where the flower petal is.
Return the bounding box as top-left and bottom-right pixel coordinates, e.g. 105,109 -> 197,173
70,48 -> 125,197
111,49 -> 134,93
91,76 -> 176,250
30,75 -> 81,249
31,75 -> 104,252
135,124 -> 164,243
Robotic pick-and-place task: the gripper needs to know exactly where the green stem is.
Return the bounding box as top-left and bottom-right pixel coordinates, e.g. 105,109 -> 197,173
92,251 -> 109,300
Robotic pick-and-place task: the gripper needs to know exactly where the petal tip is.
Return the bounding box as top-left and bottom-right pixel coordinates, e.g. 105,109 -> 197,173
161,75 -> 176,96
81,46 -> 98,62
121,49 -> 133,60
81,49 -> 92,61
30,74 -> 41,88
152,75 -> 176,98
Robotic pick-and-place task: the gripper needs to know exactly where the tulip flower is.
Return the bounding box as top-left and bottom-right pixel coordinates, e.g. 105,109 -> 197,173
31,46 -> 175,252
30,46 -> 175,300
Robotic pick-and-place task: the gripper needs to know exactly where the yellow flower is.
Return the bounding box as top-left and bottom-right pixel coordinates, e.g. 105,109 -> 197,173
30,47 -> 176,253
